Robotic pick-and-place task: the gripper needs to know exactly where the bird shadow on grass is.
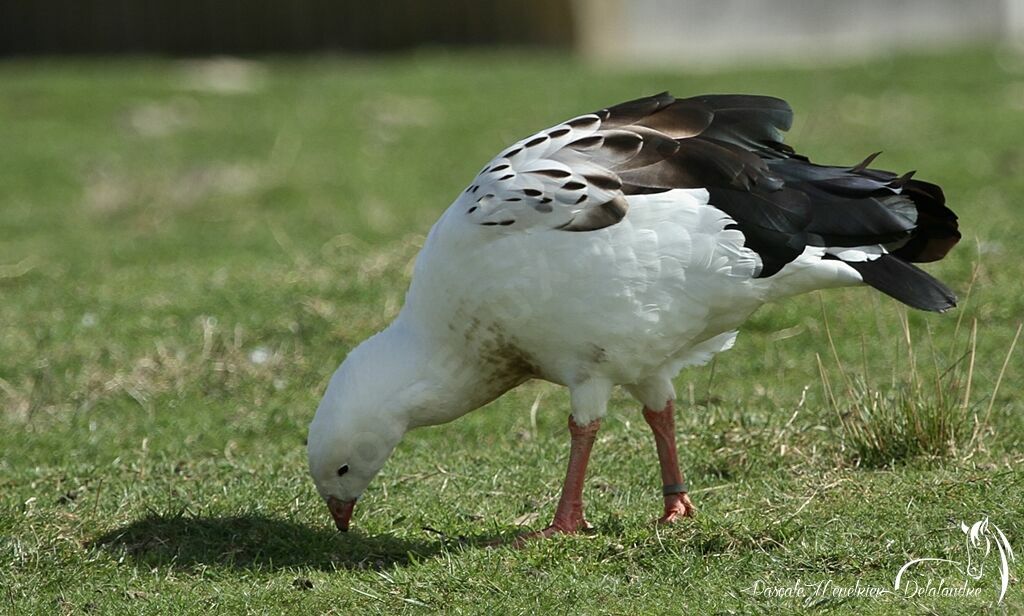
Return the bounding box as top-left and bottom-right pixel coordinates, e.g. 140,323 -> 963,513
91,514 -> 503,572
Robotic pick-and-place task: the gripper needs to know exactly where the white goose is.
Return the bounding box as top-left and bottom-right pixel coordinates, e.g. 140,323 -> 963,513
307,93 -> 960,539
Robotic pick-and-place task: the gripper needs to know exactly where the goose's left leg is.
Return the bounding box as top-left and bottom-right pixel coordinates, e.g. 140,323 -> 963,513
643,400 -> 695,523
515,415 -> 600,544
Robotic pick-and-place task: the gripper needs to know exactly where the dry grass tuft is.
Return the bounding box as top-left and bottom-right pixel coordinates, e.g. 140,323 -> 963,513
819,299 -> 1021,467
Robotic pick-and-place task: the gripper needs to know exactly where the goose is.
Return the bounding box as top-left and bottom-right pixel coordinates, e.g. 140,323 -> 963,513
307,92 -> 960,540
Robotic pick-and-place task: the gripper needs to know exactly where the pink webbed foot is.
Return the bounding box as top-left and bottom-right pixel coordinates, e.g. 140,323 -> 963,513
512,515 -> 593,546
643,401 -> 697,525
657,492 -> 695,524
503,415 -> 601,548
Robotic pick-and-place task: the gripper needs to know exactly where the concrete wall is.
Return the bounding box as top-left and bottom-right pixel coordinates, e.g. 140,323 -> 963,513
575,0 -> 1018,66
1010,0 -> 1024,45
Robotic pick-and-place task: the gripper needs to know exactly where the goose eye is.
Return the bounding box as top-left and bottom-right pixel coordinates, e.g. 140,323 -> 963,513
336,464 -> 349,477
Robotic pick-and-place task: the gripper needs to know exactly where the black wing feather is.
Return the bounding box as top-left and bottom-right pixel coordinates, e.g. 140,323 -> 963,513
586,92 -> 960,311
845,256 -> 957,312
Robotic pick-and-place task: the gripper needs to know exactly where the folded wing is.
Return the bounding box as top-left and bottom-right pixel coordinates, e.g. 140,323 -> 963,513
460,92 -> 960,311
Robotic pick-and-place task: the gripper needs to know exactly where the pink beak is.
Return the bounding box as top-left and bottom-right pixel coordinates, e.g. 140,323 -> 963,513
326,496 -> 356,531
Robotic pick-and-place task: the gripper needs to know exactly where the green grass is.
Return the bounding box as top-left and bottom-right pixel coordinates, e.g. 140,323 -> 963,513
2,48 -> 1023,614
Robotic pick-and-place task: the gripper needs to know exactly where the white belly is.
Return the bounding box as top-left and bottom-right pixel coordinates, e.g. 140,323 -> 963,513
405,189 -> 773,388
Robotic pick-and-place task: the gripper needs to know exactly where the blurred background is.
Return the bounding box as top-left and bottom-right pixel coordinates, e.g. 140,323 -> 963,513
2,0 -> 1023,61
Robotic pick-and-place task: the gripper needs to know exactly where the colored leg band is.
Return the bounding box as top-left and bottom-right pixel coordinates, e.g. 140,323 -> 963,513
662,482 -> 688,496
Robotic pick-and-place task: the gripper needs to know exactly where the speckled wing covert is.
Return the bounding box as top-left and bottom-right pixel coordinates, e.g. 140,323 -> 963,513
461,92 -> 960,312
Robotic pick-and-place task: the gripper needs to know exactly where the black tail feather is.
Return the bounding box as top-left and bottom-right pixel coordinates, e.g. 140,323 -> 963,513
891,178 -> 960,263
846,255 -> 957,312
587,93 -> 961,309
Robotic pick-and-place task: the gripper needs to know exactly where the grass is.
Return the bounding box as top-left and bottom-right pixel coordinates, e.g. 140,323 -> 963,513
821,304 -> 1022,468
1,48 -> 1023,614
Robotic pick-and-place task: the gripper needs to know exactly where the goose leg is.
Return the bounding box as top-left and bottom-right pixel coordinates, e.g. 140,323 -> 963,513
516,415 -> 600,543
642,400 -> 695,523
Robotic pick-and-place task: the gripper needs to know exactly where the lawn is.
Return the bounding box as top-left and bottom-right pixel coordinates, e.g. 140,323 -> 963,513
1,48 -> 1022,614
